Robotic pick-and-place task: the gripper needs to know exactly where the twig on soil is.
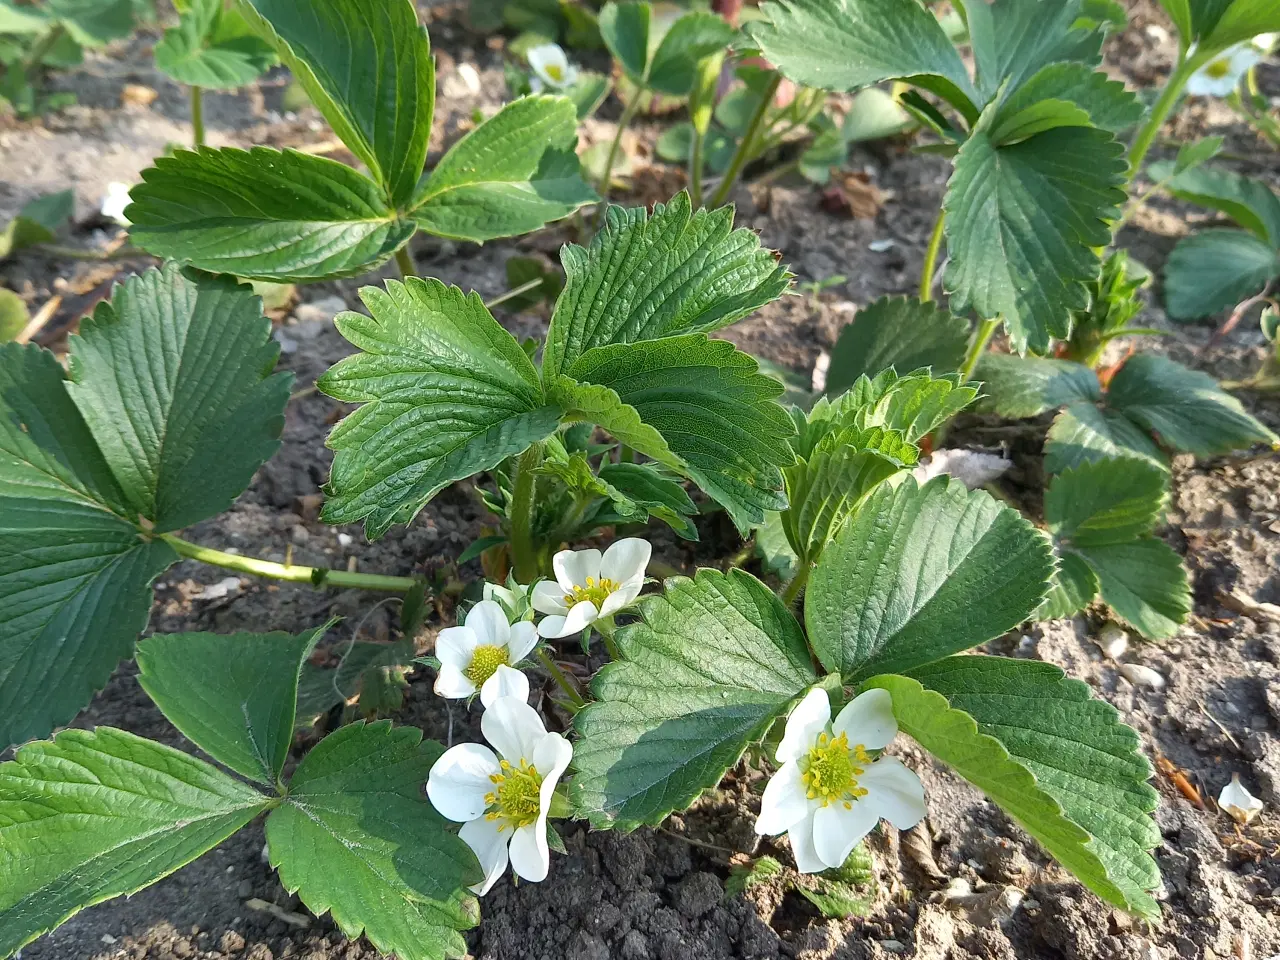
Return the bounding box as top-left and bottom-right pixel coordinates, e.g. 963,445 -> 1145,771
243,898 -> 311,928
15,295 -> 61,344
1156,755 -> 1205,809
1197,699 -> 1242,751
1218,587 -> 1280,624
1198,286 -> 1275,359
657,826 -> 736,859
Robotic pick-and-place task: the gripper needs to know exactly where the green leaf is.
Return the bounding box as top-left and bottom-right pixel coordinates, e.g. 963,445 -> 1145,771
885,655 -> 1161,918
1163,229 -> 1279,321
410,95 -> 595,242
153,1 -> 276,89
0,290 -> 26,342
782,443 -> 905,565
841,87 -> 915,143
1148,162 -> 1280,245
646,11 -> 736,96
136,622 -> 334,785
566,335 -> 797,532
572,569 -> 816,829
545,376 -> 682,470
987,98 -> 1094,145
0,727 -> 271,957
45,0 -> 136,46
239,0 -> 434,207
1106,353 -> 1278,457
1036,549 -> 1099,619
596,461 -> 698,539
266,721 -> 481,960
319,278 -> 562,538
543,192 -> 790,379
972,353 -> 1101,418
825,296 -> 969,394
1170,136 -> 1224,177
993,62 -> 1141,138
815,369 -> 977,445
1077,538 -> 1190,638
598,1 -> 650,82
296,639 -> 414,727
65,264 -> 291,533
1199,0 -> 1280,50
944,116 -> 1127,354
1045,457 -> 1166,547
755,509 -> 800,580
746,0 -> 978,119
565,70 -> 611,120
806,476 -> 1053,679
0,189 -> 74,259
127,147 -> 415,282
960,0 -> 1104,103
1044,402 -> 1166,476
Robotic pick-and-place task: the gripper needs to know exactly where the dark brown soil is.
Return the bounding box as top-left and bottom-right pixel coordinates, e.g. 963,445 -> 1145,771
4,2 -> 1279,959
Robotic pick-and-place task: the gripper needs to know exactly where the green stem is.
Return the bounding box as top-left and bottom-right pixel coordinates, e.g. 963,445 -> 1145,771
537,647 -> 586,707
484,277 -> 543,310
190,85 -> 205,149
918,208 -> 946,302
709,73 -> 783,208
689,123 -> 707,208
1126,49 -> 1210,178
597,94 -> 644,214
21,23 -> 65,80
159,534 -> 419,593
595,616 -> 621,660
751,158 -> 800,189
32,243 -> 145,261
510,442 -> 545,584
781,566 -> 809,606
395,245 -> 416,278
958,318 -> 999,383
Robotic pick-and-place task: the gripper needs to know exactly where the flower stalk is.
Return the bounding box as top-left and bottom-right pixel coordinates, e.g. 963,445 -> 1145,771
1126,48 -> 1213,178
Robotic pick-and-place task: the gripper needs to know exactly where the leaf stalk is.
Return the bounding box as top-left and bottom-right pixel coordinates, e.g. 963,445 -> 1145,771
509,442 -> 545,583
190,85 -> 205,149
597,93 -> 644,215
918,209 -> 946,302
710,73 -> 784,208
1126,48 -> 1212,179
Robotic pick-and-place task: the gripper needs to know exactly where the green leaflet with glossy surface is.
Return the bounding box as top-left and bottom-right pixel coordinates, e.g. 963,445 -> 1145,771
1163,230 -> 1279,321
153,0 -> 276,89
1043,402 -> 1166,475
825,296 -> 970,394
972,354 -> 1101,419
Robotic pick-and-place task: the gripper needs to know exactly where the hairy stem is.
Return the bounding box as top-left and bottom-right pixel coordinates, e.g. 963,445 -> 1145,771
537,647 -> 586,707
781,565 -> 809,606
160,534 -> 420,593
689,123 -> 707,208
918,208 -> 946,302
190,85 -> 205,149
395,245 -> 417,279
597,94 -> 644,214
510,442 -> 545,583
710,73 -> 783,208
1127,49 -> 1211,178
959,317 -> 1000,383
595,616 -> 622,660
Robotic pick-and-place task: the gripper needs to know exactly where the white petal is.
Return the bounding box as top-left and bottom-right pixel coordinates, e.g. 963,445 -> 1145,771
508,821 -> 550,883
600,538 -> 651,584
465,600 -> 510,647
560,600 -> 599,635
459,816 -> 509,896
434,663 -> 477,700
787,812 -> 826,874
755,760 -> 811,835
536,615 -> 571,639
482,696 -> 547,763
529,75 -> 545,93
427,743 -> 500,822
527,42 -> 568,87
554,548 -> 601,591
481,664 -> 530,708
506,621 -> 539,663
531,581 -> 569,616
482,582 -> 508,605
436,625 -> 479,670
813,801 -> 880,869
832,688 -> 897,751
534,731 -> 574,793
1219,773 -> 1264,825
776,688 -> 831,764
859,757 -> 926,829
599,577 -> 643,617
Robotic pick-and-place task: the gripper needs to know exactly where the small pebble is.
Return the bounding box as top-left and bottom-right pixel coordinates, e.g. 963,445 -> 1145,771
868,238 -> 895,252
197,577 -> 242,601
1097,623 -> 1129,659
457,62 -> 482,94
1118,663 -> 1165,690
337,533 -> 353,547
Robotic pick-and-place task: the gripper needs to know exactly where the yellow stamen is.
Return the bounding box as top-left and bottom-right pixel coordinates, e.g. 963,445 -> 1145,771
546,64 -> 564,82
464,644 -> 510,686
483,758 -> 544,828
563,575 -> 619,608
1205,58 -> 1231,78
799,731 -> 870,808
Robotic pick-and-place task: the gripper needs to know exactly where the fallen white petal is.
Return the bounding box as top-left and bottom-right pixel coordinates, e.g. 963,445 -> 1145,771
1218,773 -> 1264,825
912,448 -> 1012,490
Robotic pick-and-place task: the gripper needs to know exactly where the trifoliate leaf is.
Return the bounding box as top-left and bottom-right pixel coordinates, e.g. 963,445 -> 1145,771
993,62 -> 1141,138
545,376 -> 683,470
410,95 -> 595,242
127,147 -> 415,282
0,728 -> 271,958
1045,457 -> 1166,547
573,569 -> 817,829
136,622 -> 335,785
888,655 -> 1161,918
1106,353 -> 1278,457
598,1 -> 650,81
646,11 -> 736,96
943,117 -> 1127,354
746,0 -> 978,119
1043,402 -> 1166,475
542,192 -> 790,379
65,264 -> 291,533
1036,549 -> 1099,619
825,296 -> 970,395
1148,162 -> 1280,245
319,278 -> 563,539
239,0 -> 435,207
266,722 -> 481,960
565,334 -> 797,532
153,0 -> 276,89
1163,229 -> 1279,321
960,0 -> 1104,103
1074,538 -> 1190,639
806,476 -> 1053,679
972,354 -> 1101,418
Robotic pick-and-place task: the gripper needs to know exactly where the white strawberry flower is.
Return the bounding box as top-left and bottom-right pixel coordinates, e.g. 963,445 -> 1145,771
755,687 -> 925,873
1186,42 -> 1264,98
527,43 -> 578,92
101,182 -> 133,226
434,600 -> 538,706
427,697 -> 573,895
531,538 -> 651,639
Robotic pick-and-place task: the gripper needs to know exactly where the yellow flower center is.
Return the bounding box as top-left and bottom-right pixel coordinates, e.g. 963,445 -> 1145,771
564,576 -> 618,608
463,644 -> 510,687
1205,57 -> 1232,78
800,731 -> 870,809
545,63 -> 564,82
484,758 -> 544,829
